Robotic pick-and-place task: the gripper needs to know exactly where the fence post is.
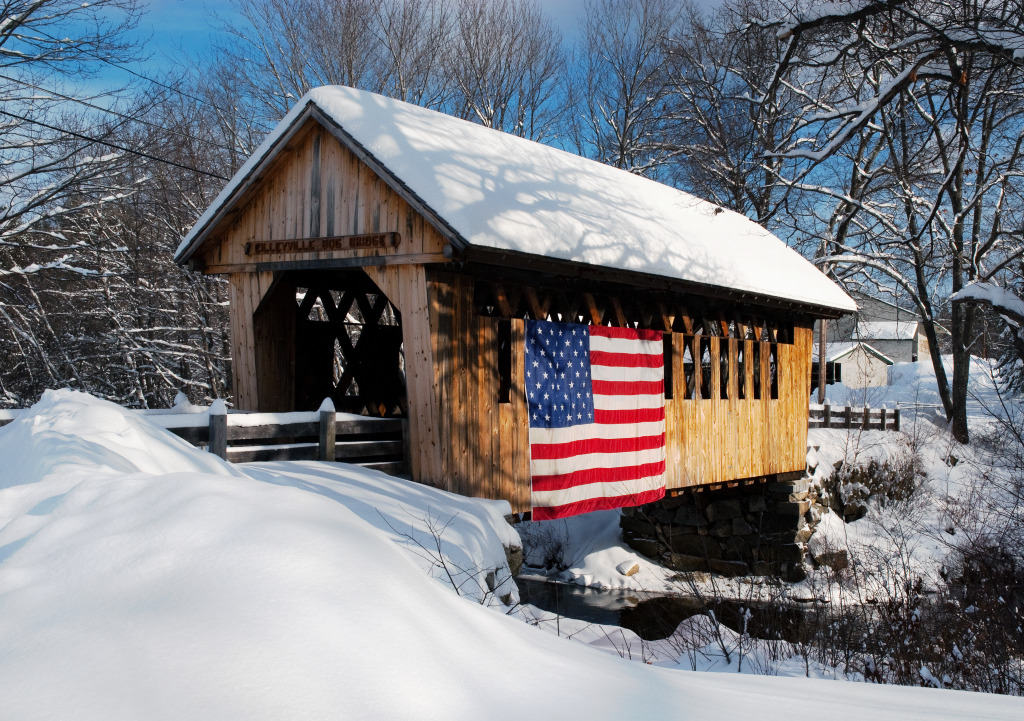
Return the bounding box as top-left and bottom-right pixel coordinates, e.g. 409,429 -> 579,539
894,405 -> 901,432
209,399 -> 227,460
318,397 -> 336,462
880,405 -> 887,431
862,405 -> 871,430
845,404 -> 852,429
823,403 -> 831,428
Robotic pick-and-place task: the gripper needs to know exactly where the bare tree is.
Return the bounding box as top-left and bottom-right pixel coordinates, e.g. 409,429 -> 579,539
759,0 -> 1024,443
210,0 -> 386,125
374,0 -> 454,108
0,75 -> 234,408
0,0 -> 143,255
662,0 -> 810,221
444,0 -> 564,140
567,0 -> 683,176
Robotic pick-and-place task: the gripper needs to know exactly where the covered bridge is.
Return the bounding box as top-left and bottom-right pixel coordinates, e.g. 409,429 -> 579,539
175,86 -> 856,515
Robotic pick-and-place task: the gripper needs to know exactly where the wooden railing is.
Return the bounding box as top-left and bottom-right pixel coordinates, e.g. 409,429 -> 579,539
808,403 -> 901,431
0,403 -> 408,474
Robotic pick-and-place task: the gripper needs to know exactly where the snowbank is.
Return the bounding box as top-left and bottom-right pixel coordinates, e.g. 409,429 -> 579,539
1,391 -> 1021,719
819,354 -> 1003,420
517,509 -> 674,592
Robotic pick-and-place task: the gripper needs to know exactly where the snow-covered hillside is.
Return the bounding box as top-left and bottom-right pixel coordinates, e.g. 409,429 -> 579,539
1,390 -> 1022,719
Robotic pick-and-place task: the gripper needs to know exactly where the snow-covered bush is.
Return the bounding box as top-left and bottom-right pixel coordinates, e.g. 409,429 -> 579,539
822,446 -> 924,523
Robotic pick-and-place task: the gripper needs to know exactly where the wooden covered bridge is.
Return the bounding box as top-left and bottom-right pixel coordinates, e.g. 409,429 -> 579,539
175,86 -> 856,516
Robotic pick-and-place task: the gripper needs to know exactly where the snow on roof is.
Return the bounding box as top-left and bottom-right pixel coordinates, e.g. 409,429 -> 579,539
177,87 -> 856,313
814,341 -> 893,364
856,320 -> 917,341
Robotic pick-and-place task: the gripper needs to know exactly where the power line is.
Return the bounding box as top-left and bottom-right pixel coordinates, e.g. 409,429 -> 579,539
0,73 -> 238,154
32,27 -> 238,118
0,108 -> 229,180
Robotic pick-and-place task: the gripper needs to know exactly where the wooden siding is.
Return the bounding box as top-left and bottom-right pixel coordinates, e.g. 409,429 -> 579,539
199,121 -> 448,271
363,264 -> 444,486
427,271 -> 531,512
203,114 -> 815,511
663,328 -> 812,488
214,116 -> 448,413
426,268 -> 812,512
227,271 -> 277,410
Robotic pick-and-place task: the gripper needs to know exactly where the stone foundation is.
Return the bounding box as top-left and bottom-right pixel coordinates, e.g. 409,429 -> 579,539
621,475 -> 821,581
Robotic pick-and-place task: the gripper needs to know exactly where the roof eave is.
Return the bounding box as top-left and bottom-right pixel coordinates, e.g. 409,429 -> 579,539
175,100 -> 472,269
457,244 -> 856,318
307,106 -> 470,254
175,101 -> 319,266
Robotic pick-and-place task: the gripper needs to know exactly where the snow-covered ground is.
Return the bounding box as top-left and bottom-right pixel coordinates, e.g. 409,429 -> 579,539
2,389 -> 1022,718
820,353 -> 1004,422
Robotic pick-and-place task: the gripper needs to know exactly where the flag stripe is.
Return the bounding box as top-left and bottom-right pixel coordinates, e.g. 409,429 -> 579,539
529,420 -> 666,446
591,365 -> 664,382
591,379 -> 664,396
530,445 -> 667,477
532,488 -> 666,521
589,325 -> 664,342
531,460 -> 668,491
529,433 -> 666,460
594,407 -> 665,424
589,334 -> 664,354
532,478 -> 666,508
590,350 -> 664,368
593,392 -> 664,411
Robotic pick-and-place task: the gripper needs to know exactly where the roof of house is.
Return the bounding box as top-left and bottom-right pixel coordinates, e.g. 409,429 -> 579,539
176,86 -> 856,314
849,291 -> 922,321
856,320 -> 918,341
814,341 -> 894,364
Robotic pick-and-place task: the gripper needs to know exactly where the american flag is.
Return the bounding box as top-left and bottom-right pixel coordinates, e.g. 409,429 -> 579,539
525,319 -> 666,520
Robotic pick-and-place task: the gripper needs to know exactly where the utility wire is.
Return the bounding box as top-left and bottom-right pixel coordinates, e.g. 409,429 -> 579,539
32,26 -> 238,117
0,108 -> 229,180
0,73 -> 238,153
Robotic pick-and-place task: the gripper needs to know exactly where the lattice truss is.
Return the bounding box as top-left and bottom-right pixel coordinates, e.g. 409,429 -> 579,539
294,274 -> 405,417
474,280 -> 790,402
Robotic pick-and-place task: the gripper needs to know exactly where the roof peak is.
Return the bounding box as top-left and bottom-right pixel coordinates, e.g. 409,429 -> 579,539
178,86 -> 856,314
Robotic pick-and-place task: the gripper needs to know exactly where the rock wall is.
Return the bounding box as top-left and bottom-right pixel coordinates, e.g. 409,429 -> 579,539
621,474 -> 822,581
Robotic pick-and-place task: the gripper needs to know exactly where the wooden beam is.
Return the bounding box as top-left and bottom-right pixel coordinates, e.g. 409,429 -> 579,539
610,296 -> 628,327
582,292 -> 603,325
309,131 -> 322,238
202,252 -> 451,275
718,311 -> 730,338
678,305 -> 694,335
736,318 -> 748,340
523,286 -> 548,320
491,282 -> 513,317
657,302 -> 674,332
817,319 -> 827,404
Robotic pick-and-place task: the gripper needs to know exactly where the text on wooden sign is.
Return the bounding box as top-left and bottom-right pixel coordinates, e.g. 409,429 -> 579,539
244,233 -> 401,256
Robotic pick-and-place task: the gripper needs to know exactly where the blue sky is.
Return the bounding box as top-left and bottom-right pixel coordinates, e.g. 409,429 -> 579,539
134,0 -> 725,64
106,0 -> 725,91
138,0 -> 594,60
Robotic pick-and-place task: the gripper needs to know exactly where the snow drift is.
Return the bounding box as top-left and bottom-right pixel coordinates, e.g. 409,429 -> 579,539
1,390 -> 1021,720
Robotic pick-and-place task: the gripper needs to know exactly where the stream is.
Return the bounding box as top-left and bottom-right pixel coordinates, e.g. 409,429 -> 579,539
515,576 -> 807,642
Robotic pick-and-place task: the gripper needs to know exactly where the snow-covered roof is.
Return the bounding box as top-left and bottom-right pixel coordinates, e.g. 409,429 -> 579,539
814,341 -> 893,364
176,86 -> 856,313
856,321 -> 917,341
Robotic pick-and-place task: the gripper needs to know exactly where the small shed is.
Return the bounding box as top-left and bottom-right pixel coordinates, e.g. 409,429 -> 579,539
824,291 -> 937,363
175,87 -> 856,513
813,341 -> 894,389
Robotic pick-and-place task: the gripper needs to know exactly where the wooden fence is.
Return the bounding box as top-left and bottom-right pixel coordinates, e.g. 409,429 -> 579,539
808,403 -> 900,431
0,405 -> 408,474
